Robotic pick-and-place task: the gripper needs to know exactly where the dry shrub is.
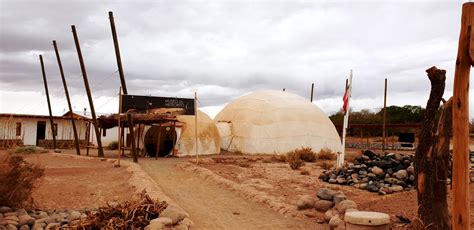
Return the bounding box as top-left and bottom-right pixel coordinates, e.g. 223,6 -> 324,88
286,150 -> 305,170
407,217 -> 427,230
108,141 -> 118,150
0,154 -> 44,208
316,160 -> 334,170
13,145 -> 48,154
316,148 -> 336,161
270,154 -> 287,163
296,147 -> 317,162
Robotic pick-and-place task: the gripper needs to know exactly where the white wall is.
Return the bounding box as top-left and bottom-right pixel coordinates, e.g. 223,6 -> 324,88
0,117 -> 88,146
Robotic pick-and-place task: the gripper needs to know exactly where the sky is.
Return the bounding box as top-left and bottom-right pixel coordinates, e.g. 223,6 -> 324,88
0,0 -> 472,119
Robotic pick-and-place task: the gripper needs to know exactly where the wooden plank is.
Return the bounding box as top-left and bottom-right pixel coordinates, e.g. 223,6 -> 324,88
452,3 -> 473,229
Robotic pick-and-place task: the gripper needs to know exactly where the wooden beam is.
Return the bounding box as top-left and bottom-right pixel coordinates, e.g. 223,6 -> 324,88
155,124 -> 162,160
71,25 -> 104,157
108,11 -> 128,95
310,83 -> 314,102
127,113 -> 138,163
452,3 -> 473,229
39,55 -> 57,150
52,41 -> 80,155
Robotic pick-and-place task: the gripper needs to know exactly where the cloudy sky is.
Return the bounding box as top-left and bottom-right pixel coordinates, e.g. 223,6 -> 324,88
0,0 -> 472,119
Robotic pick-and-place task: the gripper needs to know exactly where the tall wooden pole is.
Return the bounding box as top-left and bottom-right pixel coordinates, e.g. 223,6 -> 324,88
108,11 -> 128,95
117,87 -> 122,166
52,41 -> 80,155
452,3 -> 473,229
39,55 -> 57,150
310,83 -> 314,102
195,92 -> 199,164
382,78 -> 387,152
71,25 -> 104,157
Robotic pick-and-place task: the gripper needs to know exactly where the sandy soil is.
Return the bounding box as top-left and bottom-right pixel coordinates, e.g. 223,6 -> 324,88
139,157 -> 322,229
0,150 -> 136,210
196,154 -> 474,229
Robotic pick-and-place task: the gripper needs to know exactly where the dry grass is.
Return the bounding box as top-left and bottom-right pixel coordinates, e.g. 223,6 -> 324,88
316,160 -> 334,169
13,145 -> 48,154
315,148 -> 336,161
0,154 -> 44,208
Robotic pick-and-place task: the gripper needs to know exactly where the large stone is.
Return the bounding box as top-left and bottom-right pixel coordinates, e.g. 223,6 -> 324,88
144,223 -> 164,230
406,166 -> 414,174
314,200 -> 334,212
324,210 -> 338,222
36,212 -> 48,219
367,184 -> 379,193
329,215 -> 343,229
389,185 -> 404,193
18,215 -> 35,226
3,213 -> 16,218
159,206 -> 186,225
296,195 -> 314,210
337,200 -> 358,214
394,170 -> 408,180
45,223 -> 60,230
363,150 -> 376,159
332,193 -> 347,206
15,210 -> 27,217
3,216 -> 19,223
336,177 -> 347,184
67,211 -> 81,221
5,224 -> 17,230
0,219 -> 18,226
316,188 -> 338,201
19,225 -> 29,230
150,217 -> 172,227
0,207 -> 12,214
371,166 -> 384,176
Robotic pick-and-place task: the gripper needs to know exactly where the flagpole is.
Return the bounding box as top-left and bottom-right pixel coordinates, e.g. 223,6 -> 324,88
339,70 -> 352,168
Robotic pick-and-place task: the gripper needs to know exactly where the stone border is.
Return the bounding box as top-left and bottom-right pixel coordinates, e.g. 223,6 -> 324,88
50,153 -> 193,229
177,161 -> 297,216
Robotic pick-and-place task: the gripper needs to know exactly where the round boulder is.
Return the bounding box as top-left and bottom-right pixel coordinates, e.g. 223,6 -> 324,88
317,188 -> 338,201
336,200 -> 358,214
296,195 -> 315,210
314,200 -> 334,212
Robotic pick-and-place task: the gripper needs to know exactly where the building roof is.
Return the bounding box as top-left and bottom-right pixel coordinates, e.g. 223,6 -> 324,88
0,113 -> 89,120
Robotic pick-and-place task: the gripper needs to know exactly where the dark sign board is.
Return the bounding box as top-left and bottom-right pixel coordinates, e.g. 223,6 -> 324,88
121,95 -> 195,115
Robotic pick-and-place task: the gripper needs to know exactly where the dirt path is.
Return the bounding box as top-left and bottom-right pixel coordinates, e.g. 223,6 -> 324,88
139,157 -> 320,229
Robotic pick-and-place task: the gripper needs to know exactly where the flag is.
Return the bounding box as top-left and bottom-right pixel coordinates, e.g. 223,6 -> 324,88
342,84 -> 349,114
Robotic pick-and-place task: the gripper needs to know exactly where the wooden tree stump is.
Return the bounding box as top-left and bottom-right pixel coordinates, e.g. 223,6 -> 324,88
414,66 -> 450,229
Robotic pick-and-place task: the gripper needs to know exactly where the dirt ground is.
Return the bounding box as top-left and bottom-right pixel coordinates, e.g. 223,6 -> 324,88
0,150 -> 136,210
196,152 -> 474,229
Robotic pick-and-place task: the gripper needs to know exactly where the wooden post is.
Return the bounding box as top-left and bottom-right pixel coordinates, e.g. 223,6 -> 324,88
382,78 -> 387,152
108,11 -> 128,95
52,40 -> 80,155
155,124 -> 162,160
171,121 -> 176,157
195,92 -> 198,164
86,123 -> 90,156
415,66 -> 450,229
136,124 -> 141,156
452,3 -> 473,229
39,55 -> 57,150
71,25 -> 104,157
127,113 -> 138,163
117,87 -> 122,166
310,83 -> 314,102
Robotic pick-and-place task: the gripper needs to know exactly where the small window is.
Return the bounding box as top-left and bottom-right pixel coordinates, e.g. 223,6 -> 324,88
16,122 -> 21,136
53,123 -> 58,136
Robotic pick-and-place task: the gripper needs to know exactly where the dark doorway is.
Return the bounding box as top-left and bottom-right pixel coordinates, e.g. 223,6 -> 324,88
144,125 -> 176,157
36,121 -> 46,146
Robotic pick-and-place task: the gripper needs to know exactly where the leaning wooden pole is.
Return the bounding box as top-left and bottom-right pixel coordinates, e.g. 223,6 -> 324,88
310,83 -> 314,102
71,25 -> 104,157
195,92 -> 198,164
39,55 -> 57,150
382,78 -> 387,151
108,11 -> 128,95
52,41 -> 81,155
452,3 -> 473,229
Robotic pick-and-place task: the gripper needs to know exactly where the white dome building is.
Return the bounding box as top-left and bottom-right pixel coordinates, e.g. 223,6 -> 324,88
214,90 -> 341,155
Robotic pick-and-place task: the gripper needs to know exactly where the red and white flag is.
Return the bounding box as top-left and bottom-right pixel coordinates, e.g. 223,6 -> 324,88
342,84 -> 349,114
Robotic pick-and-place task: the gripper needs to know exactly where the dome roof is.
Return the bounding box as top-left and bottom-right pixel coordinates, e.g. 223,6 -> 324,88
215,90 -> 341,154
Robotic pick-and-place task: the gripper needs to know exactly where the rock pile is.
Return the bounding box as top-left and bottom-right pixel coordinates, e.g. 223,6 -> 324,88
0,206 -> 88,230
319,150 -> 416,194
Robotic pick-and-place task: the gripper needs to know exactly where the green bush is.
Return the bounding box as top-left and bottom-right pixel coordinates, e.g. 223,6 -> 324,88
108,141 -> 118,150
